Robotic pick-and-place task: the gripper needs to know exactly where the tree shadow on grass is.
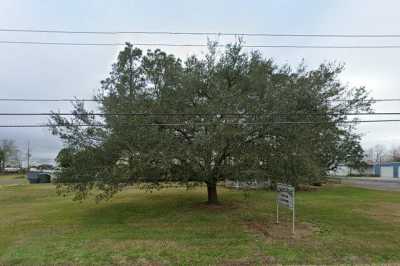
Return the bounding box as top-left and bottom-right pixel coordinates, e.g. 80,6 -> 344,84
77,189 -> 239,228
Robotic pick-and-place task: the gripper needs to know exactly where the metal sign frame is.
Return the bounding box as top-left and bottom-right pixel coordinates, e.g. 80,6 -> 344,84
276,183 -> 295,234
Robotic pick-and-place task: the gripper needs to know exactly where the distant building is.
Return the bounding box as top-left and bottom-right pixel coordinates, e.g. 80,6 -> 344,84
225,178 -> 271,189
331,162 -> 400,178
3,167 -> 21,173
331,163 -> 375,177
373,162 -> 400,178
36,164 -> 55,171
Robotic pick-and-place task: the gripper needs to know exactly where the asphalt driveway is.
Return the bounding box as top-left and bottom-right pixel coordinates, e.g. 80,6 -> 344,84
339,177 -> 400,191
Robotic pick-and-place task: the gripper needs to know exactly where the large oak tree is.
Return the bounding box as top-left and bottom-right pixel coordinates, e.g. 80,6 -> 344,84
51,43 -> 370,204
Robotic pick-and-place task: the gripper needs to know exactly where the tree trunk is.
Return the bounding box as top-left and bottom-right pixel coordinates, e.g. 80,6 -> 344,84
207,183 -> 219,205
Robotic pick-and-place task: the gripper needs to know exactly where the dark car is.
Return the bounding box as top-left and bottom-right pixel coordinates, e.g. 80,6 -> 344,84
27,172 -> 51,184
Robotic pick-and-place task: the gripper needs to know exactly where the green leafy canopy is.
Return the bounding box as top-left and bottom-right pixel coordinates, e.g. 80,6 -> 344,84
50,42 -> 371,203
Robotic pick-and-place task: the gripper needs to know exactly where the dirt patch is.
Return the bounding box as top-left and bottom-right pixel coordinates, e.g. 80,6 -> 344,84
220,256 -> 276,266
359,203 -> 400,223
341,255 -> 373,265
110,255 -> 167,266
245,220 -> 319,243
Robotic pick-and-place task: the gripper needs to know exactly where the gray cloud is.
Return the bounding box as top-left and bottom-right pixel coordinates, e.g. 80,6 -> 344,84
1,0 -> 400,162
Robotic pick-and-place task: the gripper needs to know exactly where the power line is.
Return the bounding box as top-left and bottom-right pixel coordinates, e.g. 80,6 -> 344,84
2,40 -> 400,49
2,119 -> 400,128
332,99 -> 400,102
0,112 -> 399,116
0,98 -> 398,103
2,28 -> 400,38
0,98 -> 98,102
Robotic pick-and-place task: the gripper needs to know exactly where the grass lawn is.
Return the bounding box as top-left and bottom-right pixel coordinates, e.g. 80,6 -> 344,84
1,175 -> 400,265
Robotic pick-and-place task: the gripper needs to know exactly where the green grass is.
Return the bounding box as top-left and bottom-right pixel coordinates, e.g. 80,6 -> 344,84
1,176 -> 400,265
0,174 -> 27,186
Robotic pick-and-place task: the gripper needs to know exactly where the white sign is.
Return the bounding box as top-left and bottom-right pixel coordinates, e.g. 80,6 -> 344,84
276,183 -> 295,234
277,184 -> 294,209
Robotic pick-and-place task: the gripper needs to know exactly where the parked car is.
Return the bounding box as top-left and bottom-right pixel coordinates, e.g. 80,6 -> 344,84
27,171 -> 52,184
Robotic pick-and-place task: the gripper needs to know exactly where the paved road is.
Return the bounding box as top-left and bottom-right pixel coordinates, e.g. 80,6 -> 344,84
338,177 -> 400,191
0,175 -> 27,186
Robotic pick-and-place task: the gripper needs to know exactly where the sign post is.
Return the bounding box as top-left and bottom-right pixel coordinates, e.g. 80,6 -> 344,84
276,183 -> 295,234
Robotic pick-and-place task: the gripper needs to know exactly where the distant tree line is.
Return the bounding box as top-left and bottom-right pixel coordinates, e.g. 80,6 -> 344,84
0,139 -> 20,171
365,144 -> 400,164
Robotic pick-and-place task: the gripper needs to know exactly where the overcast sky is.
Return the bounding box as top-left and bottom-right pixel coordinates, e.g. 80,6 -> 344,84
1,0 -> 400,164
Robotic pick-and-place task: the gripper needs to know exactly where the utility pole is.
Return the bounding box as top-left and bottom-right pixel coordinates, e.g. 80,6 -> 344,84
27,141 -> 31,171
